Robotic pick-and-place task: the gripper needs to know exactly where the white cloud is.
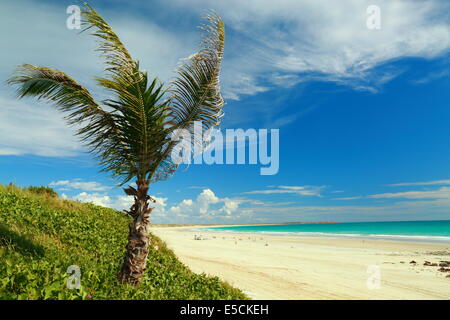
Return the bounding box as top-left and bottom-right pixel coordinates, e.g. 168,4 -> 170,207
63,192 -> 113,208
59,188 -> 247,223
61,183 -> 450,223
0,0 -> 194,157
152,195 -> 168,208
50,179 -> 110,192
218,199 -> 240,215
244,185 -> 326,197
335,183 -> 450,201
0,97 -> 82,157
228,195 -> 450,222
368,187 -> 450,200
327,183 -> 450,223
196,189 -> 220,214
168,188 -> 239,217
333,196 -> 362,201
388,180 -> 450,187
2,0 -> 450,157
222,74 -> 269,100
62,191 -> 168,212
54,179 -> 168,212
331,182 -> 450,203
170,0 -> 450,94
413,69 -> 450,84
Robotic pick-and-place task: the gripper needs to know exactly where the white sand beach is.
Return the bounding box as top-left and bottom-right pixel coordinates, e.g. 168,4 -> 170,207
151,226 -> 450,300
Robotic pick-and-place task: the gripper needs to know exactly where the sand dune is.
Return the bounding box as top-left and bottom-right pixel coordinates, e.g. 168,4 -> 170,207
151,226 -> 450,300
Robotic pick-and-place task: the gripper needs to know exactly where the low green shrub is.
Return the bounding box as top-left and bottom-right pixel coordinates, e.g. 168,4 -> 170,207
25,186 -> 58,198
0,184 -> 247,300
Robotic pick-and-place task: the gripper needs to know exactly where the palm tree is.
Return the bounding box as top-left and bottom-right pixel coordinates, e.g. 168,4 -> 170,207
7,4 -> 225,286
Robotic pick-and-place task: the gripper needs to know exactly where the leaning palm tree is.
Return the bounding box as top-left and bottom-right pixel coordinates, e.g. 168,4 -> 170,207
7,4 -> 225,285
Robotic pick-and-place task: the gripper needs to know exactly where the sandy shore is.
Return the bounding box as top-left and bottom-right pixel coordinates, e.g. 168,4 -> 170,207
151,226 -> 450,300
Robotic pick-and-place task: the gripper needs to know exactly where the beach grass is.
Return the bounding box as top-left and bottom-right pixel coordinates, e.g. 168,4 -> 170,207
0,184 -> 248,300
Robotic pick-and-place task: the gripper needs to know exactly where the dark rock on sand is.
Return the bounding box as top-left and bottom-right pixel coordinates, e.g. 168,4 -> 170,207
439,261 -> 450,267
410,260 -> 416,264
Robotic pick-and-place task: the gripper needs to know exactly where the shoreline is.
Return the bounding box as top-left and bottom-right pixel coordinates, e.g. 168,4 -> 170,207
164,223 -> 450,244
152,222 -> 337,228
151,226 -> 450,299
189,228 -> 450,244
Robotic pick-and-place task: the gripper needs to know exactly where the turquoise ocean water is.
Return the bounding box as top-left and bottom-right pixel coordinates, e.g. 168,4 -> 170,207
203,220 -> 450,242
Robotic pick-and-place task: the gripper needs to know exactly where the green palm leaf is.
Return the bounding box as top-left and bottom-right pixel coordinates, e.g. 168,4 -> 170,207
168,13 -> 225,132
151,13 -> 226,179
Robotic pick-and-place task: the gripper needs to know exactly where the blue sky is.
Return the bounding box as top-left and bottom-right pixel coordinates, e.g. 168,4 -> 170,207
1,0 -> 450,224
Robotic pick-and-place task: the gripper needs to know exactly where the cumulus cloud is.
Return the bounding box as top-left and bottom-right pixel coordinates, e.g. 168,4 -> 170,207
168,189 -> 241,218
59,183 -> 450,223
218,199 -> 240,215
62,192 -> 112,208
53,179 -> 167,212
60,187 -> 247,223
62,191 -> 168,212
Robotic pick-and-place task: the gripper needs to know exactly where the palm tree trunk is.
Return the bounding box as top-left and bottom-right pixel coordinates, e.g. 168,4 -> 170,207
118,180 -> 153,286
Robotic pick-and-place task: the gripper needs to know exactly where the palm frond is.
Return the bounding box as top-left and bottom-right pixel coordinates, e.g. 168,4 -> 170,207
81,5 -> 173,183
81,4 -> 136,79
6,64 -> 136,181
7,64 -> 108,125
167,13 -> 225,132
149,13 -> 226,181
